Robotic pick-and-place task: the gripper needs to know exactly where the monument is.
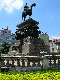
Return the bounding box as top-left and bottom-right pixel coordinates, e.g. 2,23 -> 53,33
15,3 -> 49,56
0,3 -> 50,72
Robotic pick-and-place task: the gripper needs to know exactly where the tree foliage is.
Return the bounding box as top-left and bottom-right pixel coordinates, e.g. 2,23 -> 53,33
0,42 -> 11,54
15,24 -> 41,40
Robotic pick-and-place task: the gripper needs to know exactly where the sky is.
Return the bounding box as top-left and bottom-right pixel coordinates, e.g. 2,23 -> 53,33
0,0 -> 60,39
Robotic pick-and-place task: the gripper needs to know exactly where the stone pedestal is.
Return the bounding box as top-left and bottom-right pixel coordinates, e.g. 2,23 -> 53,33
42,57 -> 49,69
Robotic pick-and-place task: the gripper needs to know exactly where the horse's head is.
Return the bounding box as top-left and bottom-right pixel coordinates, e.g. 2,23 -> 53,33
31,3 -> 36,7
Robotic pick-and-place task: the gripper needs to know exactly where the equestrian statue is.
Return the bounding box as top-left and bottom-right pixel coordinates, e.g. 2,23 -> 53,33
22,3 -> 36,21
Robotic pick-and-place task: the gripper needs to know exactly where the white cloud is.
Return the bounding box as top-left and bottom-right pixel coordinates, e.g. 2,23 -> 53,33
0,1 -> 4,10
49,36 -> 60,40
0,0 -> 23,13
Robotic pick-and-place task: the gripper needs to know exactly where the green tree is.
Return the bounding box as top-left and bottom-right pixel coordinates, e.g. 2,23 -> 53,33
0,42 -> 10,54
15,22 -> 41,53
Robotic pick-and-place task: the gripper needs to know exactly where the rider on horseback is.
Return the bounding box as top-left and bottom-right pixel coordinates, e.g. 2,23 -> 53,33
24,3 -> 29,12
22,3 -> 36,21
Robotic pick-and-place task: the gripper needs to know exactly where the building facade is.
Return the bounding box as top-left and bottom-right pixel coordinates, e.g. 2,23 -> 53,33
0,27 -> 15,48
49,39 -> 60,53
39,33 -> 49,45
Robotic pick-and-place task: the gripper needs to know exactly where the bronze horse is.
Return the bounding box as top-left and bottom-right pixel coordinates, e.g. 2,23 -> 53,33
22,3 -> 36,21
